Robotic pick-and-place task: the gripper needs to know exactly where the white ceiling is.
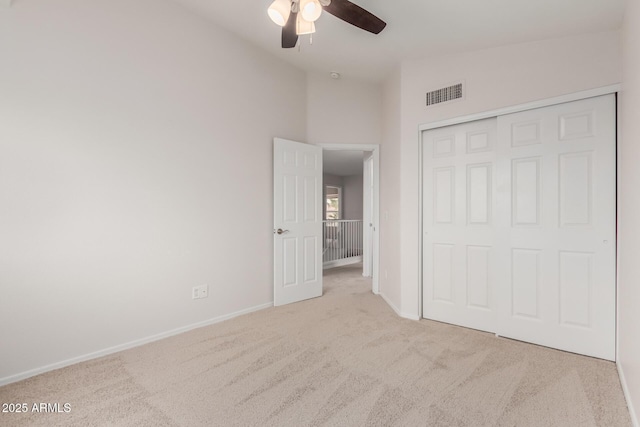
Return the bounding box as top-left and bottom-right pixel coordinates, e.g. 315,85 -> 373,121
170,0 -> 624,83
323,150 -> 365,176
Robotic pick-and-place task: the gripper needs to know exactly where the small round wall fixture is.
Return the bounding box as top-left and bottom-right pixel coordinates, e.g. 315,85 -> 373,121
330,72 -> 341,79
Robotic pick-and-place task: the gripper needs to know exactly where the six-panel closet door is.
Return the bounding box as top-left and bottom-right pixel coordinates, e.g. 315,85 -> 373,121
422,95 -> 616,360
494,95 -> 616,360
422,117 -> 499,334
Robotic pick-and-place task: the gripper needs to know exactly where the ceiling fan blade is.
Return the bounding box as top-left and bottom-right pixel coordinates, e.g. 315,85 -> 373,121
282,11 -> 298,48
324,0 -> 386,34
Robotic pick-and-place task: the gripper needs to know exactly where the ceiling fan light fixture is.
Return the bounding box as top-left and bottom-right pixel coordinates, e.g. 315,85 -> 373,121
296,13 -> 316,35
267,0 -> 291,27
300,0 -> 322,22
275,0 -> 386,49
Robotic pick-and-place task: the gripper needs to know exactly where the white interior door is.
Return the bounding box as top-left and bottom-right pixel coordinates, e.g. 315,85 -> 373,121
422,95 -> 616,360
494,95 -> 616,360
422,118 -> 499,333
273,138 -> 323,306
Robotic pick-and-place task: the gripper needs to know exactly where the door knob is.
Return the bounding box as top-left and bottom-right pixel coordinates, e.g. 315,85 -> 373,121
276,228 -> 289,235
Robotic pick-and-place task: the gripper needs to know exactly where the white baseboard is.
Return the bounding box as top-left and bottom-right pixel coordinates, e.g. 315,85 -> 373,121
378,292 -> 421,321
0,302 -> 273,387
379,292 -> 401,316
401,312 -> 421,321
618,362 -> 639,427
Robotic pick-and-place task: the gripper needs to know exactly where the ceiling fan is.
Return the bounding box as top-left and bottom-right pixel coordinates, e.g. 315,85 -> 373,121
267,0 -> 387,48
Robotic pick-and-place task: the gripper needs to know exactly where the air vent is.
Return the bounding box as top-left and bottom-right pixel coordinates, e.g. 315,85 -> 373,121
426,82 -> 463,106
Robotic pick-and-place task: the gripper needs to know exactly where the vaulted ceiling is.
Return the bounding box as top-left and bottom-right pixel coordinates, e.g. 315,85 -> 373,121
171,0 -> 625,83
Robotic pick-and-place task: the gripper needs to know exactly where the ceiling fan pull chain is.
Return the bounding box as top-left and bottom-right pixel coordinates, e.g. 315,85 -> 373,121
310,33 -> 313,45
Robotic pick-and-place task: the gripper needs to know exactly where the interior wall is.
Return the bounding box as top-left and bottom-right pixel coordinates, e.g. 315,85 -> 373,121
306,71 -> 381,146
379,67 -> 403,310
342,174 -> 363,220
618,0 -> 640,422
397,30 -> 623,318
0,0 -> 307,383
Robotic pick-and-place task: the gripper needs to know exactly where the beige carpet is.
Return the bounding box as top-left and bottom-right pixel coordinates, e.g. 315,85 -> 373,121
0,264 -> 632,426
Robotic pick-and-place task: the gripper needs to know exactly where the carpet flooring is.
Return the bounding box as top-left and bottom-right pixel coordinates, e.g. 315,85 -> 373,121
0,264 -> 632,426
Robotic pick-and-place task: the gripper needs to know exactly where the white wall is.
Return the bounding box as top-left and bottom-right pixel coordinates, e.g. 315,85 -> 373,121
307,71 -> 381,145
395,30 -> 622,318
342,174 -> 363,220
379,67 -> 403,311
618,0 -> 640,423
0,0 -> 307,383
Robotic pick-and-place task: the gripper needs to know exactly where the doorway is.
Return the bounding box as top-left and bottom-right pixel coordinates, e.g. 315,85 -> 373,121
320,144 -> 380,294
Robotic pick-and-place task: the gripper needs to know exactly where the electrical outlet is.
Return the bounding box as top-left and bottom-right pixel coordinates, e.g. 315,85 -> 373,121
192,285 -> 209,300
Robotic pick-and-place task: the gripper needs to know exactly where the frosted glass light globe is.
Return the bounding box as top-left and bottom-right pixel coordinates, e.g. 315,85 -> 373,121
268,0 -> 291,27
300,0 -> 322,22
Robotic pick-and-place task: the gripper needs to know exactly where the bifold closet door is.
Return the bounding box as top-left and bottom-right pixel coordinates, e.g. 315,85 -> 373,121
422,118 -> 499,334
494,95 -> 616,361
422,95 -> 616,360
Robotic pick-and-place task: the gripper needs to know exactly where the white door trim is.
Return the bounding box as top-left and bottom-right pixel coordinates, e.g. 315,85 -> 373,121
363,154 -> 374,278
417,84 -> 620,319
318,143 -> 380,295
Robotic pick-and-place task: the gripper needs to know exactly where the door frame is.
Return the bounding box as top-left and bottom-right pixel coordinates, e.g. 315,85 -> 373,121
363,154 -> 374,277
318,143 -> 380,294
417,84 -> 620,320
